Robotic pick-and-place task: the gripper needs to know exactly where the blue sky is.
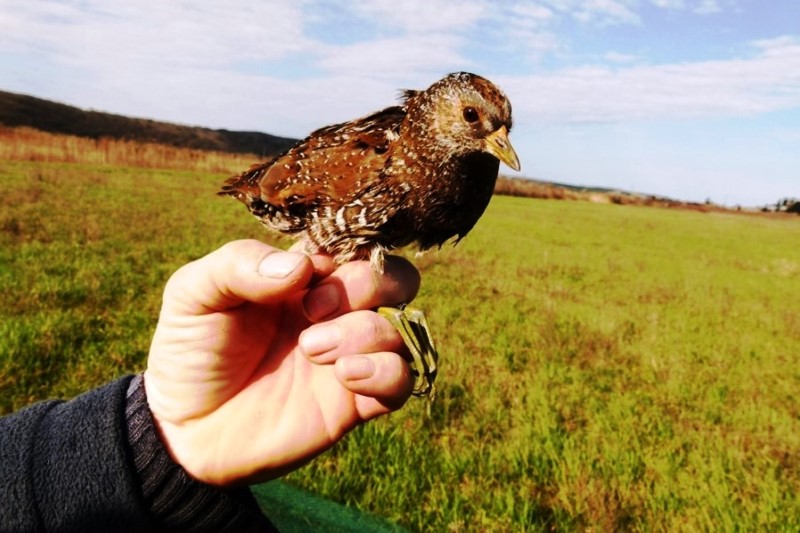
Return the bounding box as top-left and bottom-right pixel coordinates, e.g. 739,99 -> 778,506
1,0 -> 798,206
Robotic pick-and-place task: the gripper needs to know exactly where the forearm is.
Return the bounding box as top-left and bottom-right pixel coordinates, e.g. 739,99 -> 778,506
0,375 -> 274,532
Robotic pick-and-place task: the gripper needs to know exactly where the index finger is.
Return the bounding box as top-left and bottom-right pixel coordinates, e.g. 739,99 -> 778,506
302,256 -> 421,322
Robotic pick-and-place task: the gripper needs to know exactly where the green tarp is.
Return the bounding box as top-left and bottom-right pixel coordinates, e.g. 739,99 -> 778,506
252,481 -> 409,533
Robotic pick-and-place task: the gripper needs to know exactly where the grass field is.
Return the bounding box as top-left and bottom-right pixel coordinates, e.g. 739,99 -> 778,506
1,159 -> 799,531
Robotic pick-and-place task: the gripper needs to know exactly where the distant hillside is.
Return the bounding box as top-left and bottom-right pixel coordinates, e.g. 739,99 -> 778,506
0,90 -> 297,157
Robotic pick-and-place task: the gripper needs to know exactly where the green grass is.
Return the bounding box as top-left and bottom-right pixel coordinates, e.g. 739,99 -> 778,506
2,160 -> 799,531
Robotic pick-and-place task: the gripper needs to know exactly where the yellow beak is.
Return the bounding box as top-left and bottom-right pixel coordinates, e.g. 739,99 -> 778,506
483,125 -> 521,171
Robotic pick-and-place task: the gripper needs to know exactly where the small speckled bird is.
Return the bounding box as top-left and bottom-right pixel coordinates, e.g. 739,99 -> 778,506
219,71 -> 520,272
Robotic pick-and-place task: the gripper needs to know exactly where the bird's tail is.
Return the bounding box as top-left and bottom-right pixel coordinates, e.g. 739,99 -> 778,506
217,160 -> 274,205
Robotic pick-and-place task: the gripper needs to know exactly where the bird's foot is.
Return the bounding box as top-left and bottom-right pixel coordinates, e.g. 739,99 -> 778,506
378,305 -> 438,399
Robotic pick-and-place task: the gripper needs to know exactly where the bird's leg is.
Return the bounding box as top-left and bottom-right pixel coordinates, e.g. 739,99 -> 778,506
378,305 -> 438,399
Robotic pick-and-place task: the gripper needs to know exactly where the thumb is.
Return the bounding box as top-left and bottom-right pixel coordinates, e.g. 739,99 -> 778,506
162,239 -> 315,315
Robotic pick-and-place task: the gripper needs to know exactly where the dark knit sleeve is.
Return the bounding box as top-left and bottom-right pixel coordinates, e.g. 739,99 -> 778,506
125,374 -> 276,532
0,375 -> 275,533
0,376 -> 153,532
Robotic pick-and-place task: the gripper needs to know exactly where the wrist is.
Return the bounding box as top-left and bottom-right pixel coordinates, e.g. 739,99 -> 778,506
124,374 -> 274,531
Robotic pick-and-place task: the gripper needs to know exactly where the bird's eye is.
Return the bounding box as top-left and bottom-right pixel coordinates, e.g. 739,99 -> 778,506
462,107 -> 479,123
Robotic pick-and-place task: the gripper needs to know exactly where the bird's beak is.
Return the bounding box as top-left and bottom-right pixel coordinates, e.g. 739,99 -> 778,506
483,125 -> 521,171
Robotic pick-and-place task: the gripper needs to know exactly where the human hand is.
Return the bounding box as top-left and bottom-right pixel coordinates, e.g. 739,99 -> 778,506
143,240 -> 419,486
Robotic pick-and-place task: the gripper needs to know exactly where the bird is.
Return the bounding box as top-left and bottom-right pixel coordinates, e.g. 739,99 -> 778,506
219,71 -> 520,273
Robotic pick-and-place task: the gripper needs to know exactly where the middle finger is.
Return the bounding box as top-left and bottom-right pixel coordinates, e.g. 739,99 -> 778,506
298,310 -> 407,363
301,256 -> 420,322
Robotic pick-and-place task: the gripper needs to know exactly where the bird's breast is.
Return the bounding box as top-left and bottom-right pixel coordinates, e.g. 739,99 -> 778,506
391,151 -> 499,248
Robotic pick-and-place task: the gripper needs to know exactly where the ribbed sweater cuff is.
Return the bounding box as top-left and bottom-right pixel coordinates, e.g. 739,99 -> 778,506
124,375 -> 275,532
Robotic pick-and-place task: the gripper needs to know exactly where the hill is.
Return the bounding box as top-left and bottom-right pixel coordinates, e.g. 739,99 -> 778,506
0,89 -> 297,157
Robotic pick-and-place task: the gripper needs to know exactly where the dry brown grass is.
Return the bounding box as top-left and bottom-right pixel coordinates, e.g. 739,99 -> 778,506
0,126 -> 261,174
2,125 -> 790,219
494,175 -> 792,218
494,176 -> 583,200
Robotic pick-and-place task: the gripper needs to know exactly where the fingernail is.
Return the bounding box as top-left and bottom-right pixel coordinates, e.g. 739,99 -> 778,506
341,357 -> 375,381
299,324 -> 342,356
258,252 -> 305,278
303,283 -> 340,321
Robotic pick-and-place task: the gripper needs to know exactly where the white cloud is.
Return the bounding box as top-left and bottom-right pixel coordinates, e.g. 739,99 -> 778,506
647,0 -> 724,14
493,3 -> 562,60
0,0 -> 313,76
573,0 -> 641,26
650,0 -> 722,15
648,0 -> 725,13
501,37 -> 800,123
752,35 -> 800,56
605,51 -> 638,62
507,2 -> 556,23
649,0 -> 686,9
315,34 -> 469,79
500,0 -> 643,27
347,0 -> 487,34
693,0 -> 722,14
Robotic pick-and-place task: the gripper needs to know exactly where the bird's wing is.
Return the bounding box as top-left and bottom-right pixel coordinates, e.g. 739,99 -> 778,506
223,106 -> 406,210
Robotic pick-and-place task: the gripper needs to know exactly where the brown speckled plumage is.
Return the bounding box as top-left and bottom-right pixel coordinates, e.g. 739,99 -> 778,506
219,72 -> 519,271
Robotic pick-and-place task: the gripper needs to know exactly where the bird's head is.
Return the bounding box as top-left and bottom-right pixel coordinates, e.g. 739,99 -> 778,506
404,72 -> 521,172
